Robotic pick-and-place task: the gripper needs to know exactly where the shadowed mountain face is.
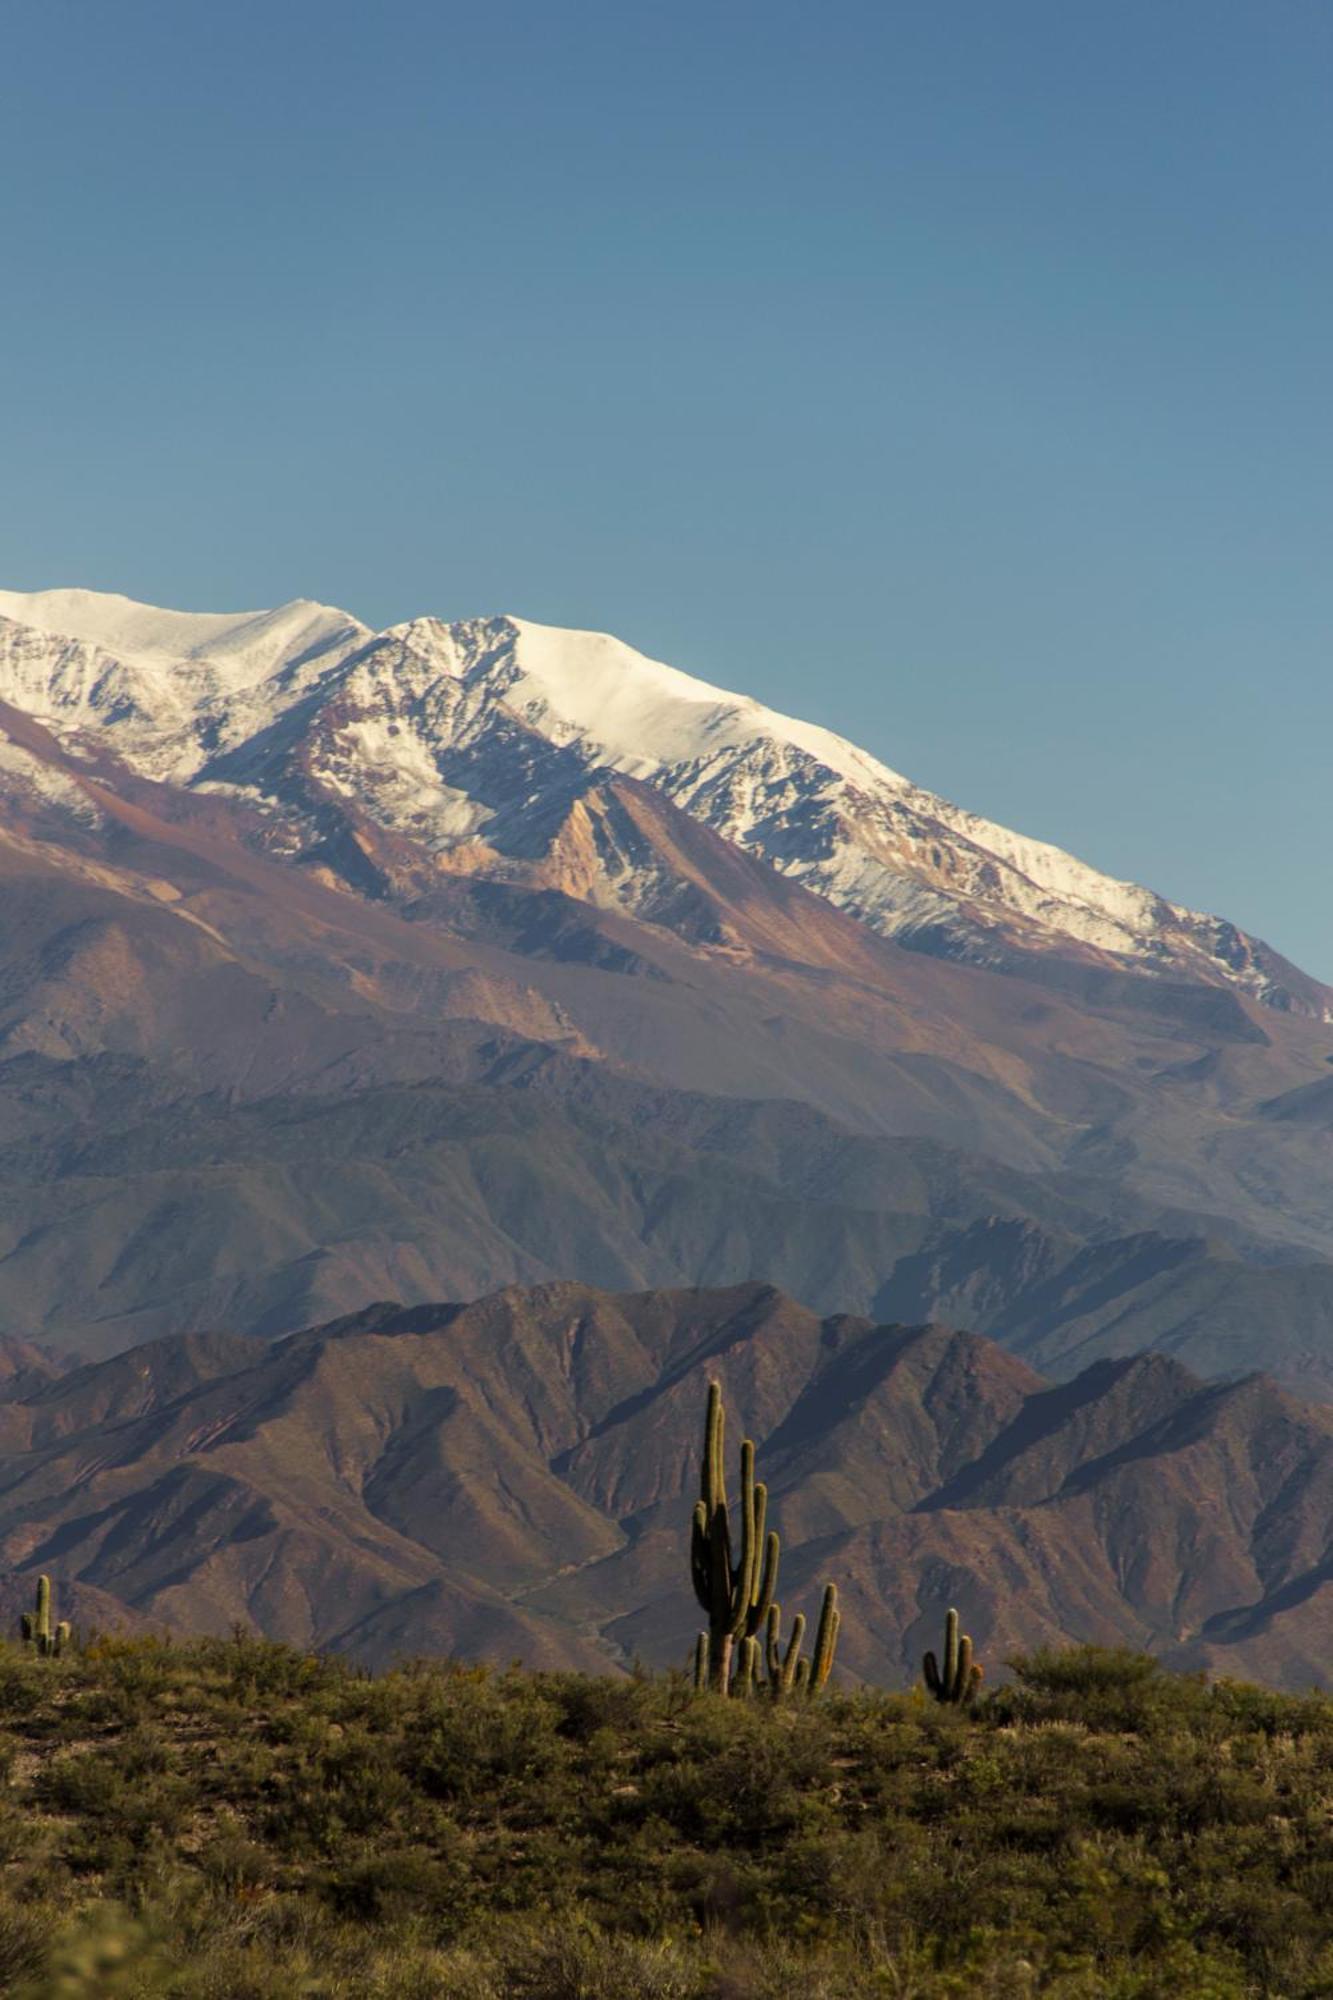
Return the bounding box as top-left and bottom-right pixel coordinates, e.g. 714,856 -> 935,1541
0,657 -> 1332,1388
4,1280 -> 1333,1690
2,587 -> 1333,1402
6,597 -> 1333,1688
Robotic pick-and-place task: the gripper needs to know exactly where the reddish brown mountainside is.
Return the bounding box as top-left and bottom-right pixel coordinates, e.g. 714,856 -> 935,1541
2,1281 -> 1332,1689
4,699 -> 1333,1393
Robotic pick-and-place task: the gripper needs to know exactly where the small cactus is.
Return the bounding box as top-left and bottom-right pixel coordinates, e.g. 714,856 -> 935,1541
922,1607 -> 983,1706
761,1586 -> 839,1699
19,1575 -> 69,1658
764,1602 -> 807,1699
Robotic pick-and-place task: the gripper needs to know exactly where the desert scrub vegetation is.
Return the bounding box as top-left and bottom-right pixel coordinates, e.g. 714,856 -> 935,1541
0,1636 -> 1330,1994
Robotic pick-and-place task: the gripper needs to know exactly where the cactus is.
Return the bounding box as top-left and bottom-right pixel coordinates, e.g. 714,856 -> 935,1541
808,1583 -> 840,1695
690,1381 -> 779,1693
764,1602 -> 807,1699
763,1589 -> 840,1699
688,1381 -> 843,1698
19,1575 -> 69,1658
922,1607 -> 983,1706
693,1632 -> 710,1692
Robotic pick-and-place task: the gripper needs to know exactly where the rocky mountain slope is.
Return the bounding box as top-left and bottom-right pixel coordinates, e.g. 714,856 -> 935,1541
4,588 -> 1333,1682
2,587 -> 1333,1396
1,587 -> 1325,1012
4,1279 -> 1333,1690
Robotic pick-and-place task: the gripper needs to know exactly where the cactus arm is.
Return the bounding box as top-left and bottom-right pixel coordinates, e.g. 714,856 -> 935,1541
780,1611 -> 806,1695
35,1576 -> 50,1650
765,1602 -> 782,1683
19,1613 -> 33,1646
707,1499 -> 734,1691
943,1608 -> 959,1696
953,1633 -> 973,1703
809,1583 -> 839,1693
751,1480 -> 767,1571
704,1382 -> 725,1510
693,1632 -> 710,1692
763,1603 -> 807,1699
702,1382 -> 718,1504
736,1634 -> 759,1695
823,1611 -> 841,1691
690,1501 -> 712,1612
707,1497 -> 732,1631
729,1440 -> 759,1639
751,1527 -> 780,1632
748,1480 -> 779,1622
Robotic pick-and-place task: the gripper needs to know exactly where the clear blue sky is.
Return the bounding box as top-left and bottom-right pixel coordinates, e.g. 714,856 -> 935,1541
4,2 -> 1332,974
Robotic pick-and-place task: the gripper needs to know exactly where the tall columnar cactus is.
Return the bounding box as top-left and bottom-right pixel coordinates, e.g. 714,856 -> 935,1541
689,1381 -> 843,1698
19,1575 -> 70,1659
922,1607 -> 983,1706
691,1381 -> 779,1694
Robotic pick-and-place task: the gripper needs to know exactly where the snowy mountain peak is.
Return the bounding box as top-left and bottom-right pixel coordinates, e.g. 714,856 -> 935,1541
379,616 -> 470,664
493,615 -> 914,793
0,587 -> 367,687
0,583 -> 1323,1019
0,587 -> 371,782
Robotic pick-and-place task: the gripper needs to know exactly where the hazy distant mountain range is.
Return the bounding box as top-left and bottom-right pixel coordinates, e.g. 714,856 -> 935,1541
2,1279 -> 1333,1691
2,584 -> 1333,1677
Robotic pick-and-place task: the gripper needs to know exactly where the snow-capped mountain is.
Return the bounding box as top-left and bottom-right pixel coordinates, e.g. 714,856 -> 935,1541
0,585 -> 1322,1016
0,588 -> 369,781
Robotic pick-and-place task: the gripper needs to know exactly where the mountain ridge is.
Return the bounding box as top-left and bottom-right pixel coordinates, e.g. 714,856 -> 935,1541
4,582 -> 1333,1406
4,587 -> 1333,1681
2,585 -> 1323,1016
2,1278 -> 1333,1689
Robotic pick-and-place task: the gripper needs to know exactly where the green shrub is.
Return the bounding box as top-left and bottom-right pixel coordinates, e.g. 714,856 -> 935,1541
0,1634 -> 1330,1994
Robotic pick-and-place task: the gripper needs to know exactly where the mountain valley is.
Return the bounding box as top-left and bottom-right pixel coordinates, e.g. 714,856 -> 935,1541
1,1279 -> 1332,1689
1,587 -> 1333,1679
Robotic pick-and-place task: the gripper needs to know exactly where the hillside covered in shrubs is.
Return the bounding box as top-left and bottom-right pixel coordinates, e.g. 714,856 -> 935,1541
1,1634 -> 1333,1996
